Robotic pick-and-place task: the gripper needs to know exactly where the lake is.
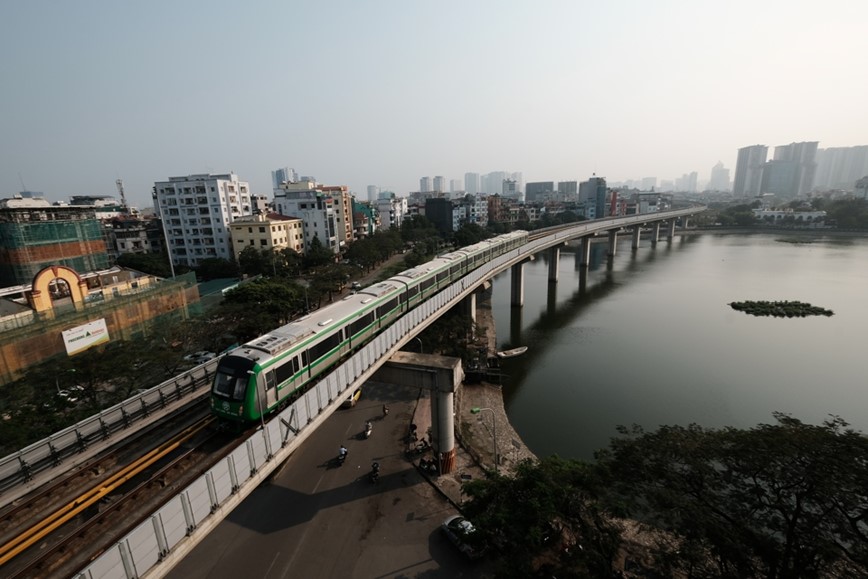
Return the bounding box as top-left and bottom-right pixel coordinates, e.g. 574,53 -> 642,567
489,232 -> 868,460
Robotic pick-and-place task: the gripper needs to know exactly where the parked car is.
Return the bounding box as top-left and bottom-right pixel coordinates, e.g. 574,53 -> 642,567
342,387 -> 362,408
57,384 -> 85,404
184,351 -> 216,364
350,281 -> 362,291
441,515 -> 486,559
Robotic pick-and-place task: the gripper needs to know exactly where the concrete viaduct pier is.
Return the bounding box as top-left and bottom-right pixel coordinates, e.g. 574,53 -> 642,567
372,352 -> 464,474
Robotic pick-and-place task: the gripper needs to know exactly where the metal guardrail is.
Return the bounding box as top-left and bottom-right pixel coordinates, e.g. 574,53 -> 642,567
0,359 -> 219,502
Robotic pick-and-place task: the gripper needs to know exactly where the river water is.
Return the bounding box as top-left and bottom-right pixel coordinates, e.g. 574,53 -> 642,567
489,232 -> 868,461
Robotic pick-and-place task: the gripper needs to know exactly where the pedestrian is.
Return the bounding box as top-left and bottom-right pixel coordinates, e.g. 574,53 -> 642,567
382,404 -> 389,417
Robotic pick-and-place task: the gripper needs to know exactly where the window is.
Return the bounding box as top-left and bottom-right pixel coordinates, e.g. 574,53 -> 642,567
308,331 -> 342,362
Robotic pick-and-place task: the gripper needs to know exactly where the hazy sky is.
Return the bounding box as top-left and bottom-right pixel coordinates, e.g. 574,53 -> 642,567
2,1 -> 867,208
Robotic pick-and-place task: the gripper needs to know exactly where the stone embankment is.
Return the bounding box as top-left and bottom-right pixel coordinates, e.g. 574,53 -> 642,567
408,287 -> 536,507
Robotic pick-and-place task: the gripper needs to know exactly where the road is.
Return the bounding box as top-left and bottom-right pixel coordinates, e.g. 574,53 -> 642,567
166,381 -> 490,578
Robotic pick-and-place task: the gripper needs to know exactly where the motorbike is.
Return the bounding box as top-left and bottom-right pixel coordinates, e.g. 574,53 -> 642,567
364,421 -> 372,439
338,448 -> 348,466
369,461 -> 380,483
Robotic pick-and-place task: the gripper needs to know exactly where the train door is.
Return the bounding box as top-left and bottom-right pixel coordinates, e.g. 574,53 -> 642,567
264,370 -> 278,408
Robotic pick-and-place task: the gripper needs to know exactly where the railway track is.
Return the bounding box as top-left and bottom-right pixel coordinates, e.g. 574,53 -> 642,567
0,403 -> 245,578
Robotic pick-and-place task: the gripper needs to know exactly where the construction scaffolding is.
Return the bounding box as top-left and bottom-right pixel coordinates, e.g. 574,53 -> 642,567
0,219 -> 111,287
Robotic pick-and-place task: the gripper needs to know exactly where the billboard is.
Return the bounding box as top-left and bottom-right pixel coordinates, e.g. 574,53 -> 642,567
62,318 -> 110,355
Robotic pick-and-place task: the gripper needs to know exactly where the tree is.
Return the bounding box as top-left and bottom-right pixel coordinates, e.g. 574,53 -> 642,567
221,277 -> 302,329
462,456 -> 623,578
116,252 -> 174,278
196,257 -> 239,281
418,309 -> 480,364
453,223 -> 490,247
237,245 -> 270,277
303,236 -> 335,269
595,414 -> 868,578
400,214 -> 439,243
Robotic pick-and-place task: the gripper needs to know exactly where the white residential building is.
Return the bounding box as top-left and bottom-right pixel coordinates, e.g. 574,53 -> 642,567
273,179 -> 345,255
153,173 -> 252,267
374,194 -> 409,229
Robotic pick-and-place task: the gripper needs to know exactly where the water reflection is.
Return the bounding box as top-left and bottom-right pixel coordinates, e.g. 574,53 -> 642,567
492,233 -> 868,461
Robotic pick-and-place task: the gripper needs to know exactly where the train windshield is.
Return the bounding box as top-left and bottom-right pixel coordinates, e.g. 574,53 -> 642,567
212,356 -> 256,402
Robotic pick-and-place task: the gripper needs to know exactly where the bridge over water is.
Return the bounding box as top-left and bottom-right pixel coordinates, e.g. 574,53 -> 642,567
0,206 -> 705,578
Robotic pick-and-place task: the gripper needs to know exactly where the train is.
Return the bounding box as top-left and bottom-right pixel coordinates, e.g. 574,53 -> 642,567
210,230 -> 528,423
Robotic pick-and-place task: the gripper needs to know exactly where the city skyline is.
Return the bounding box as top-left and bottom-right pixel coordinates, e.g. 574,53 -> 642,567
2,1 -> 867,209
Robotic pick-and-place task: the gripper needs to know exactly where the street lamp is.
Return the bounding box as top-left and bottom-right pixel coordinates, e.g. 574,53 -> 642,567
470,407 -> 497,473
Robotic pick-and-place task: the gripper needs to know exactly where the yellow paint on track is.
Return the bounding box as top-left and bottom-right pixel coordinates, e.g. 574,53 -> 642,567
0,417 -> 213,566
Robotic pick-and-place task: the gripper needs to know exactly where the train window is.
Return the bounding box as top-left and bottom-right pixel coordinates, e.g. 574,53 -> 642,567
406,286 -> 419,298
349,312 -> 374,336
436,271 -> 448,282
265,370 -> 277,391
213,358 -> 255,401
274,358 -> 296,385
301,351 -> 308,367
420,278 -> 435,291
450,265 -> 460,276
308,331 -> 342,361
377,298 -> 398,318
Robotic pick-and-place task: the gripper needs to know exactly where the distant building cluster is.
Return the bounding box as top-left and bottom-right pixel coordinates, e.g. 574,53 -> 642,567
3,146 -> 863,385
733,142 -> 868,199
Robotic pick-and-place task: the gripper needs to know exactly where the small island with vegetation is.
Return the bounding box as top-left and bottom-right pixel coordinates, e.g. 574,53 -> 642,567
729,300 -> 834,318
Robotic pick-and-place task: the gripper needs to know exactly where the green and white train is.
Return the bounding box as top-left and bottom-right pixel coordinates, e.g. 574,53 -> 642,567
210,230 -> 528,423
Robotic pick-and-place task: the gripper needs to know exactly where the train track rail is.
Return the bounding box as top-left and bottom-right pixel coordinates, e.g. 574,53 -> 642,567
0,403 -> 246,578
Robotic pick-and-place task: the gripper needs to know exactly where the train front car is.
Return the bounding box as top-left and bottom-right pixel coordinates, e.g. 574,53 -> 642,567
210,351 -> 259,422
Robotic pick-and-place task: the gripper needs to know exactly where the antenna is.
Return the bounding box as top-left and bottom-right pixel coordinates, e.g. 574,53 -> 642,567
116,179 -> 128,209
18,172 -> 26,191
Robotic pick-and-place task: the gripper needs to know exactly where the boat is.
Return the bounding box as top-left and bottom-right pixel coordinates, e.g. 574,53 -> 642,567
496,346 -> 528,359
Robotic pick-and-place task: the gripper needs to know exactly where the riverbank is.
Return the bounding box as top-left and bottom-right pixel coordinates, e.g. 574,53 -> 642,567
408,285 -> 537,510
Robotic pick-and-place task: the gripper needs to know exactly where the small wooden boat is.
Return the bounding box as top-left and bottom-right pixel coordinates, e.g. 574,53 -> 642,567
496,346 -> 528,359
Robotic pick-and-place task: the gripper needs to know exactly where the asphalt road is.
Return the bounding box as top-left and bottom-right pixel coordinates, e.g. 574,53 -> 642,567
166,381 -> 490,578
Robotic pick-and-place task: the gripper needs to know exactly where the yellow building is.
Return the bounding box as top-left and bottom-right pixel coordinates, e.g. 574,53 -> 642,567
229,213 -> 304,260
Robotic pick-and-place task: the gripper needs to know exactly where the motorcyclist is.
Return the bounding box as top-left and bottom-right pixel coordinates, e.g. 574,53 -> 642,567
365,420 -> 372,434
339,445 -> 348,459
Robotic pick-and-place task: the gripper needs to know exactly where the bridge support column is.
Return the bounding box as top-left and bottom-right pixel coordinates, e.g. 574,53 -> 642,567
580,237 -> 591,267
666,219 -> 676,240
433,385 -> 456,474
631,225 -> 641,250
651,222 -> 661,245
548,247 -> 560,283
608,230 -> 618,256
461,292 -> 477,335
510,262 -> 524,307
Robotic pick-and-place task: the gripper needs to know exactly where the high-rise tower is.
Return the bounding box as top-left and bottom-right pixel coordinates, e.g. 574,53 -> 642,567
733,145 -> 768,197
